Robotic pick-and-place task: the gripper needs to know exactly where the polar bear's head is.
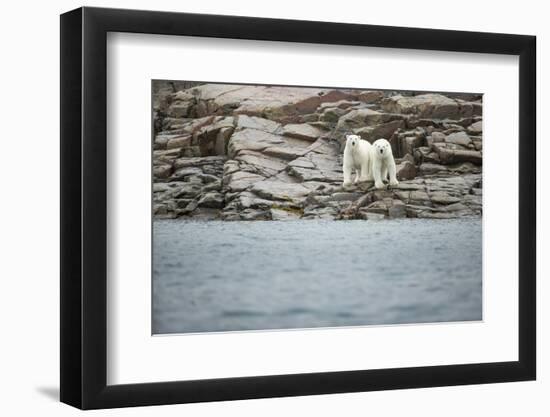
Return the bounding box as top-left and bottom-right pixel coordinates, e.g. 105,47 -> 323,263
373,138 -> 392,157
345,134 -> 361,149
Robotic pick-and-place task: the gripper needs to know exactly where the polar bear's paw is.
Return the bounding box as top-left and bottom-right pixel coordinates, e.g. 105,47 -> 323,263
389,179 -> 399,187
343,180 -> 352,188
375,181 -> 386,190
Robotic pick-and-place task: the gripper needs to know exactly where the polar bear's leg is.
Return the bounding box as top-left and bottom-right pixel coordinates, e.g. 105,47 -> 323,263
359,158 -> 370,182
388,156 -> 399,187
343,157 -> 352,186
353,167 -> 360,184
381,162 -> 389,184
373,158 -> 385,189
366,157 -> 374,181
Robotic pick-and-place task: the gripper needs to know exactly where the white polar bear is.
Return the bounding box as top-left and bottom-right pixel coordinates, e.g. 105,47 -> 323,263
342,134 -> 373,186
370,138 -> 399,189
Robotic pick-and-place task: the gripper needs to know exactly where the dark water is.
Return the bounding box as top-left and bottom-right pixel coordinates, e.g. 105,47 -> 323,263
153,219 -> 482,334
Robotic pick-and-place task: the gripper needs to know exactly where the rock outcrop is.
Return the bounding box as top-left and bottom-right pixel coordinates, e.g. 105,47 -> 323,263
153,83 -> 483,220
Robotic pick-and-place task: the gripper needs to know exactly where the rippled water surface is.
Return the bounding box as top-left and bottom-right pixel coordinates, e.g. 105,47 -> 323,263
153,219 -> 482,334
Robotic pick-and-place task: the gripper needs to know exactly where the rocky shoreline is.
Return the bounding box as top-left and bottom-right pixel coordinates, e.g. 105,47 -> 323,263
153,82 -> 482,220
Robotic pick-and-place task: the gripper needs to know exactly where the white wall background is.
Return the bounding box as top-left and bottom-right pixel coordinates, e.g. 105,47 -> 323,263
0,0 -> 545,415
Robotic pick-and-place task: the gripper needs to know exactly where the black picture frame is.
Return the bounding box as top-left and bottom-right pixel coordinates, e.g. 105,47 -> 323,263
60,6 -> 536,410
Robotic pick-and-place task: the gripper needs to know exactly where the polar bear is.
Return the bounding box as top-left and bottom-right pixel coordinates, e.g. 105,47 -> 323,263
370,138 -> 399,189
342,134 -> 373,186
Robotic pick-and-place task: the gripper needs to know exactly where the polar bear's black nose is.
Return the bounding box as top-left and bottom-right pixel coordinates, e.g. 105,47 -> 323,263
379,149 -> 383,154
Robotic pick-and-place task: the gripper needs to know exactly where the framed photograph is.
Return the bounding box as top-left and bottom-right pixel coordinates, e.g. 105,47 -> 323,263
60,6 -> 536,409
